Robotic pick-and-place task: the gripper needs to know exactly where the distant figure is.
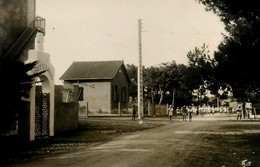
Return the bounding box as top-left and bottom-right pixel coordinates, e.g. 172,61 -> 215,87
168,105 -> 173,121
192,106 -> 197,114
188,107 -> 192,121
224,107 -> 228,114
236,106 -> 242,120
253,107 -> 257,119
196,107 -> 199,115
209,106 -> 213,114
132,104 -> 137,120
247,108 -> 250,119
176,107 -> 181,114
182,106 -> 187,121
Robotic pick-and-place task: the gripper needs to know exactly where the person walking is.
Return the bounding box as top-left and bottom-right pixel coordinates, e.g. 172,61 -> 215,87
168,105 -> 173,121
132,104 -> 137,120
236,105 -> 242,120
182,106 -> 187,121
188,107 -> 192,121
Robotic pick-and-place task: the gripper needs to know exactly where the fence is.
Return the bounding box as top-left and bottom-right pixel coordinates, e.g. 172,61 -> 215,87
127,102 -> 168,117
149,103 -> 168,116
82,102 -> 169,117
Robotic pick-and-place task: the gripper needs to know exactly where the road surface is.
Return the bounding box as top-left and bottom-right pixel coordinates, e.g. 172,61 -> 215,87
17,115 -> 260,167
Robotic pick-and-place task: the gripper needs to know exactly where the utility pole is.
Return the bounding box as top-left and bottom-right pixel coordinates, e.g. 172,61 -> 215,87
138,19 -> 144,120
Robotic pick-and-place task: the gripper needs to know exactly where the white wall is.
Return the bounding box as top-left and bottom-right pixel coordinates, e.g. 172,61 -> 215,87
27,0 -> 36,25
77,82 -> 111,114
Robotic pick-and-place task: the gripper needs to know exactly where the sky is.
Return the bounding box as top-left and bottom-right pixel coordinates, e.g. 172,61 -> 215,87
36,0 -> 226,84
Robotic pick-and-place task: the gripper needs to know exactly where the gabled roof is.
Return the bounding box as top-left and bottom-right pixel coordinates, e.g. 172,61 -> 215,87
60,60 -> 130,82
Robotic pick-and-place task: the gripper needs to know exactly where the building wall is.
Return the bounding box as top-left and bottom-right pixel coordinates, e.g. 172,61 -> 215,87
27,0 -> 36,26
0,0 -> 36,57
111,66 -> 129,113
0,0 -> 35,134
76,82 -> 111,115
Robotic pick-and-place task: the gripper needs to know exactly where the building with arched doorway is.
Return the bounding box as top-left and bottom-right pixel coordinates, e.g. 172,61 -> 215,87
26,32 -> 55,141
0,0 -> 56,141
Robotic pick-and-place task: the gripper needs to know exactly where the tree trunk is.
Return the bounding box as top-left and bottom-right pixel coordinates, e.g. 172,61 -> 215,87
158,86 -> 163,105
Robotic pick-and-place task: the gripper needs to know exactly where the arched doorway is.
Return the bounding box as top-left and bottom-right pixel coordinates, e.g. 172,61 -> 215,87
26,32 -> 55,141
34,76 -> 50,139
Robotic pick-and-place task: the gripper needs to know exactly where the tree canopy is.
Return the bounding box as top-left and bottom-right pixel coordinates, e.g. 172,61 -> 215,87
199,0 -> 260,102
126,61 -> 200,108
127,1 -> 260,108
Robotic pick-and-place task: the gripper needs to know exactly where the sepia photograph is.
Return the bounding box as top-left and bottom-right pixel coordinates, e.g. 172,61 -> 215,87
1,0 -> 260,166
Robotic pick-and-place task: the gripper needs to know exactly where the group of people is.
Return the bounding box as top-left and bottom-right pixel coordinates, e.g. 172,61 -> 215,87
180,106 -> 193,121
168,105 -> 193,121
236,105 -> 257,120
236,105 -> 242,120
132,101 -> 257,121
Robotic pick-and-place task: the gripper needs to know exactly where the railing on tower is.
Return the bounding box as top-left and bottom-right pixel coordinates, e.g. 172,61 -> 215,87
35,16 -> 46,35
3,16 -> 46,59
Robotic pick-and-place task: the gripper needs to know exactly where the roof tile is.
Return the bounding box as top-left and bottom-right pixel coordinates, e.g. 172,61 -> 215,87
60,60 -> 124,80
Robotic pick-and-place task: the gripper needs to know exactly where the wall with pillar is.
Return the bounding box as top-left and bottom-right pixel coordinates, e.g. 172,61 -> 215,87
26,32 -> 55,141
54,85 -> 79,134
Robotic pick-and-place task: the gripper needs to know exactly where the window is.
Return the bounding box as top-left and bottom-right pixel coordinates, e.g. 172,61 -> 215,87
78,87 -> 84,101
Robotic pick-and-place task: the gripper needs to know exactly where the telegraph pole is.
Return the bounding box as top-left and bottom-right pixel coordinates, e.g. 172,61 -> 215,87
138,19 -> 144,120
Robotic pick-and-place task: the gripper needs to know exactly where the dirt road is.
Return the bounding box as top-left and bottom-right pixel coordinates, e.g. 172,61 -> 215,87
17,115 -> 260,167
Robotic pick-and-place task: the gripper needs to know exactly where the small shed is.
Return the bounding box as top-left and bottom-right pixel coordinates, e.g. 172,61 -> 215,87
60,60 -> 131,116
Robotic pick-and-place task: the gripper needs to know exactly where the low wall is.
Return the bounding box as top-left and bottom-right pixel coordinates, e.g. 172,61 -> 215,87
54,85 -> 79,134
54,102 -> 78,134
151,104 -> 168,116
